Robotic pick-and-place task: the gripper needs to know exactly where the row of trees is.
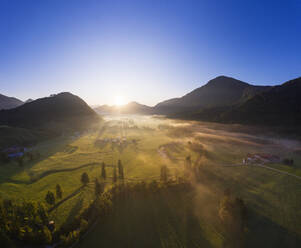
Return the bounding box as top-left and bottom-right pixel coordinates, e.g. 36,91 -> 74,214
44,159 -> 126,208
2,159 -> 178,247
56,159 -> 194,247
159,155 -> 200,183
35,160 -> 125,246
59,177 -> 193,246
2,154 -> 249,248
44,160 -> 125,207
100,160 -> 124,183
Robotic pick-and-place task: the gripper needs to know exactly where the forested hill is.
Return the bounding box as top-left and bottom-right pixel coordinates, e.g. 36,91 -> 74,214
0,92 -> 99,131
220,77 -> 301,126
153,76 -> 271,115
154,76 -> 301,128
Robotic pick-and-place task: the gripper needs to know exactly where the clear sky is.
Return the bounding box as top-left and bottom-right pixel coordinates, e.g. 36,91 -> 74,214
0,0 -> 300,106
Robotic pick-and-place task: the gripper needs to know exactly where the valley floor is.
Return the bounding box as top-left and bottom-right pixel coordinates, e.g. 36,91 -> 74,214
0,115 -> 301,247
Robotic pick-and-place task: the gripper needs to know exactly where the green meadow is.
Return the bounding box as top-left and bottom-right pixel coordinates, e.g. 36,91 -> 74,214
1,115 -> 301,247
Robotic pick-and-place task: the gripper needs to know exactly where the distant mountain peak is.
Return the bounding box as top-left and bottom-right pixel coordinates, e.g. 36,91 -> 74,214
154,76 -> 268,114
205,76 -> 250,87
281,76 -> 301,87
94,101 -> 152,115
25,98 -> 34,103
127,101 -> 149,107
211,75 -> 233,80
0,94 -> 23,110
127,101 -> 139,105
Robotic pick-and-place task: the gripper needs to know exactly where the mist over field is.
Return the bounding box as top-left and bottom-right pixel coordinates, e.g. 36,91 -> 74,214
2,113 -> 301,247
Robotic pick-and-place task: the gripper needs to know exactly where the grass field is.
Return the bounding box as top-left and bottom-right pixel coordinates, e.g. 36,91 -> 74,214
1,115 -> 301,247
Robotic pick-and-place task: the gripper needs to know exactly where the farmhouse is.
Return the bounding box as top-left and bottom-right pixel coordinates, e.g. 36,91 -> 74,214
2,146 -> 27,158
243,153 -> 280,164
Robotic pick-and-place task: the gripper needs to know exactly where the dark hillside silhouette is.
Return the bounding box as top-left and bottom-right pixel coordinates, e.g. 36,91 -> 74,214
153,76 -> 271,115
221,77 -> 301,126
0,93 -> 23,110
153,76 -> 301,129
0,92 -> 98,131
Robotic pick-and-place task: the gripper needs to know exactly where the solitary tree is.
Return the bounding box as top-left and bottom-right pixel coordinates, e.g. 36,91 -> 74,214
45,191 -> 55,206
37,202 -> 49,224
160,165 -> 169,183
94,178 -> 103,197
219,196 -> 247,248
118,159 -> 124,180
28,152 -> 34,161
56,184 -> 63,199
81,172 -> 90,186
17,156 -> 24,167
101,162 -> 106,180
113,166 -> 117,183
185,155 -> 192,170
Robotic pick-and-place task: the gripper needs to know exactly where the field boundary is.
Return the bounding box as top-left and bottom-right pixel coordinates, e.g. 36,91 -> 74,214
6,162 -> 101,185
253,164 -> 301,181
222,163 -> 301,181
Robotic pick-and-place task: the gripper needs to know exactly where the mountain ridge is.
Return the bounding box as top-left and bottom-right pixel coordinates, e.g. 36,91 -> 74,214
93,75 -> 300,128
153,76 -> 272,115
0,94 -> 23,110
94,101 -> 153,115
94,75 -> 300,129
220,76 -> 301,126
3,75 -> 300,129
0,92 -> 99,132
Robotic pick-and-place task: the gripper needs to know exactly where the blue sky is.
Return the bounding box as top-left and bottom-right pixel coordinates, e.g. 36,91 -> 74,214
0,0 -> 300,106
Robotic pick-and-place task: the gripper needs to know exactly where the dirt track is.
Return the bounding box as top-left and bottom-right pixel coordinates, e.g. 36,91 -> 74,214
253,164 -> 301,181
223,163 -> 301,181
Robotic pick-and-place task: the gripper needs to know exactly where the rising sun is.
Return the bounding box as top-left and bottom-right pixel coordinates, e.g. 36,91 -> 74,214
114,95 -> 126,106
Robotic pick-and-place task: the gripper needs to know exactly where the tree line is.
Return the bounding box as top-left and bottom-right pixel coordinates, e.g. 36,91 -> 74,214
1,156 -> 248,247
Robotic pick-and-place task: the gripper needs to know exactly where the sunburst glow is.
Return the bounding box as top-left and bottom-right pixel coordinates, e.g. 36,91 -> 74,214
114,95 -> 126,106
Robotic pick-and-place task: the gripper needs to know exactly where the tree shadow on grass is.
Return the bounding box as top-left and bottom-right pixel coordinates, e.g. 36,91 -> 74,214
246,209 -> 301,248
62,197 -> 84,227
48,185 -> 84,213
184,207 -> 215,248
84,191 -> 215,248
196,167 -> 301,247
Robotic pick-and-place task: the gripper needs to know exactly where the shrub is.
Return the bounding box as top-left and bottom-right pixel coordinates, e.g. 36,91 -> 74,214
79,218 -> 89,234
160,165 -> 169,182
45,191 -> 55,206
60,230 -> 80,247
56,184 -> 63,199
81,172 -> 90,185
101,162 -> 106,180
